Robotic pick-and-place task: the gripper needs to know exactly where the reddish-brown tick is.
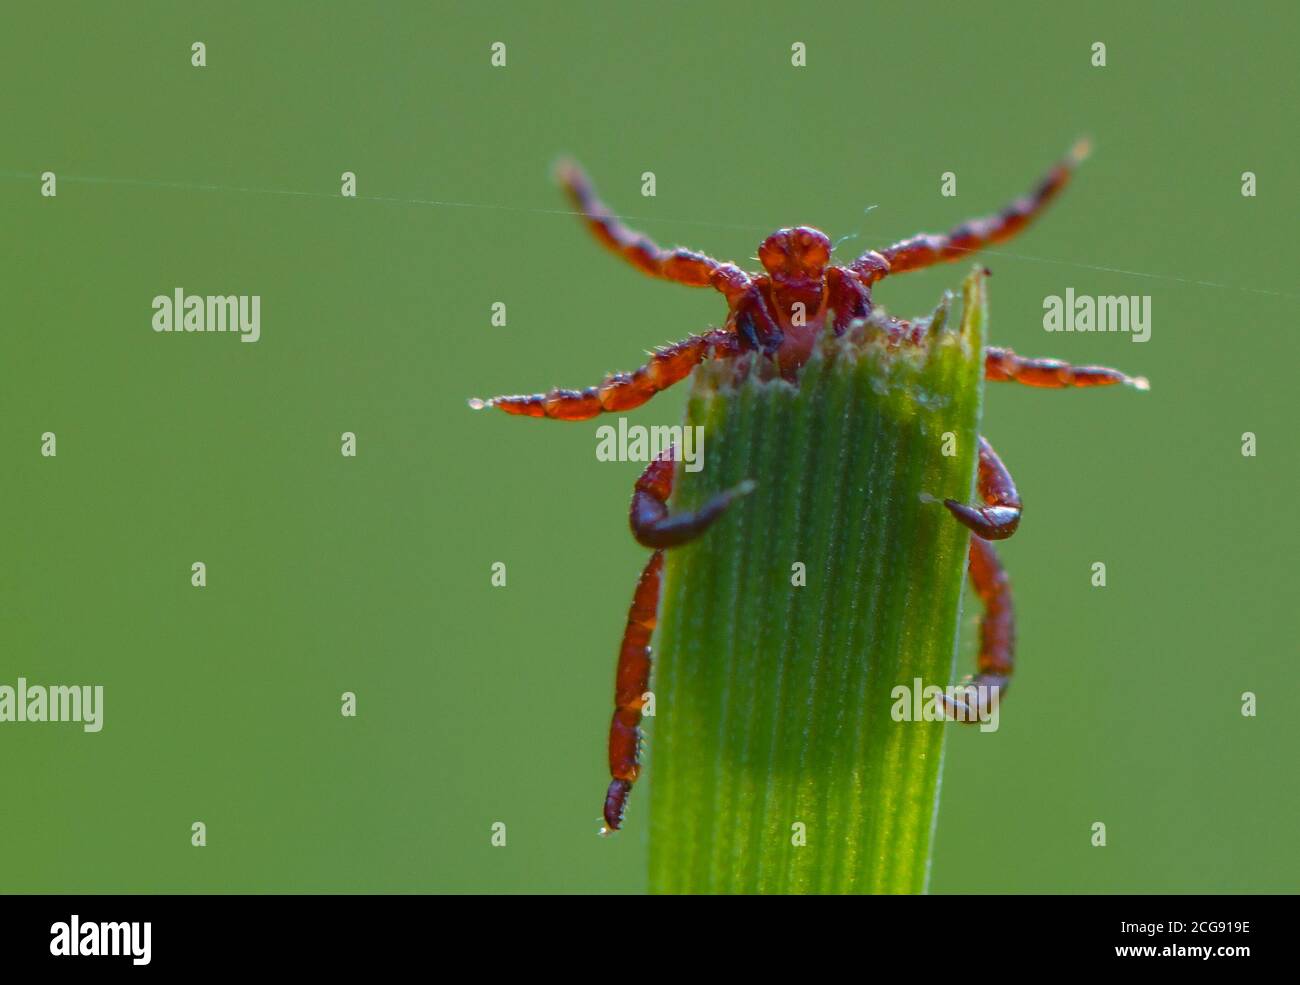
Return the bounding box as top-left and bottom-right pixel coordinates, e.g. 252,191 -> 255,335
471,143 -> 1147,832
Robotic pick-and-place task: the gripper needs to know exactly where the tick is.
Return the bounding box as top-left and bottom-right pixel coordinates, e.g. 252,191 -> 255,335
470,143 -> 1148,832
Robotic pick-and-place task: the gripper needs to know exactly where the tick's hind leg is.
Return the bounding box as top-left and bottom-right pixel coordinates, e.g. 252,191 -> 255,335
469,329 -> 738,421
557,158 -> 749,295
603,549 -> 663,834
603,450 -> 754,832
945,536 -> 1015,723
850,139 -> 1089,285
985,347 -> 1149,390
944,436 -> 1022,540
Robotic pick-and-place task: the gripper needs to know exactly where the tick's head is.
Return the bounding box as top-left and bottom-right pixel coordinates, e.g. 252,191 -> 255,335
758,226 -> 831,283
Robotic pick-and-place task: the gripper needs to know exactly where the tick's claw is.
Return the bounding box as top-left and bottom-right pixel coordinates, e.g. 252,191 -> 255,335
602,778 -> 633,834
944,500 -> 1021,540
944,437 -> 1022,540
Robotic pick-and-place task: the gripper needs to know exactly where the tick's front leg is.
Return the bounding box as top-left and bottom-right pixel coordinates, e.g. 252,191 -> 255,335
603,450 -> 754,832
850,140 -> 1088,286
944,435 -> 1022,540
557,158 -> 750,296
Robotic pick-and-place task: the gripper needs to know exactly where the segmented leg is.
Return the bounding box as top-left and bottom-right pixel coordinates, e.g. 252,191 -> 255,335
985,347 -> 1149,390
945,536 -> 1015,722
826,266 -> 872,334
603,550 -> 662,834
557,158 -> 751,298
631,452 -> 755,549
850,139 -> 1090,286
944,435 -> 1021,540
603,450 -> 754,832
468,329 -> 738,420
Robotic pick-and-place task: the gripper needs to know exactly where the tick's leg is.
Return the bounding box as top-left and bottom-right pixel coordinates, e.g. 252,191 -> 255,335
730,292 -> 786,355
826,266 -> 872,335
557,159 -> 752,297
944,536 -> 1015,722
603,549 -> 663,834
603,452 -> 754,833
850,140 -> 1089,286
985,347 -> 1149,390
944,435 -> 1022,540
631,449 -> 755,549
468,329 -> 738,420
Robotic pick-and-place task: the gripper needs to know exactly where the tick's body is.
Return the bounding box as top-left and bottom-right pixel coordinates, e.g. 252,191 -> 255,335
471,147 -> 1146,832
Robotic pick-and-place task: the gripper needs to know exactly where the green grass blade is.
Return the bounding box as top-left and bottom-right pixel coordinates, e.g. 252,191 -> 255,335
647,268 -> 988,894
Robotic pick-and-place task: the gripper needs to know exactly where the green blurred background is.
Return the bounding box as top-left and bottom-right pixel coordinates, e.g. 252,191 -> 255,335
2,2 -> 1295,893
